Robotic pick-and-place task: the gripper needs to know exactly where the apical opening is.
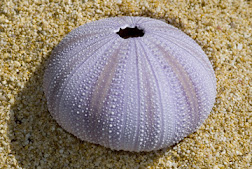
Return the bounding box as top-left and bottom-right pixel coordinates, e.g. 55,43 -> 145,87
116,26 -> 145,39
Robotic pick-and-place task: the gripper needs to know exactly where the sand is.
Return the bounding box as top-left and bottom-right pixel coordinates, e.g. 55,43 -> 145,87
0,0 -> 251,168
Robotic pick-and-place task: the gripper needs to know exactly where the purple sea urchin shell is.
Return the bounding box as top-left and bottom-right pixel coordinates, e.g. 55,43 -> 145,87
43,16 -> 216,152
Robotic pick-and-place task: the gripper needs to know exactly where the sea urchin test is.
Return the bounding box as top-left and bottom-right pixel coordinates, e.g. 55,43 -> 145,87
43,16 -> 216,152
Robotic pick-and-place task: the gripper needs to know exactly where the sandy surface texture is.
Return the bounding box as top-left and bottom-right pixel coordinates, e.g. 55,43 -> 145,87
0,0 -> 251,168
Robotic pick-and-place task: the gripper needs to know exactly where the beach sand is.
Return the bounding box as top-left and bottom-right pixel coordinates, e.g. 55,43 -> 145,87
0,0 -> 251,168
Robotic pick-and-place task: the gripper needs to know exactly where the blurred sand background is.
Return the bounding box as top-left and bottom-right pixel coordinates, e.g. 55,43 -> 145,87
0,0 -> 251,168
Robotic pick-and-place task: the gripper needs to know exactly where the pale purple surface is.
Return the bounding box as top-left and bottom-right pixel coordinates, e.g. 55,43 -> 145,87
43,16 -> 216,152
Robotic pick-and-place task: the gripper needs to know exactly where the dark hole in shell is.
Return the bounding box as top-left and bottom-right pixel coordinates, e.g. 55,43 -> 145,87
116,26 -> 145,39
